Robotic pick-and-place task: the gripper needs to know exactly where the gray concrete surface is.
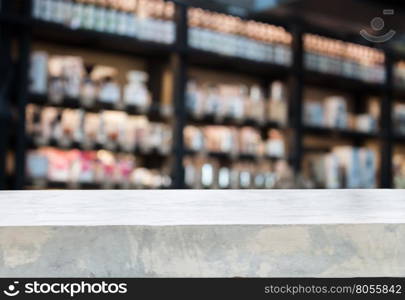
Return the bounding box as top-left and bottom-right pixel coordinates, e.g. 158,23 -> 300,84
0,190 -> 404,277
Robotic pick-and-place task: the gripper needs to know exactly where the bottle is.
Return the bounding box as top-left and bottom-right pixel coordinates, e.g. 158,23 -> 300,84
98,76 -> 121,105
80,65 -> 97,107
29,51 -> 48,95
123,71 -> 151,112
268,81 -> 288,125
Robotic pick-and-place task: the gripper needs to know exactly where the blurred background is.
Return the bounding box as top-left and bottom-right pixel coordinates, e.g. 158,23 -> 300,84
1,0 -> 405,190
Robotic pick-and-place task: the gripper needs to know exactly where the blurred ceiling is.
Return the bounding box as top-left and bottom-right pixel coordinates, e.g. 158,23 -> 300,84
181,0 -> 405,53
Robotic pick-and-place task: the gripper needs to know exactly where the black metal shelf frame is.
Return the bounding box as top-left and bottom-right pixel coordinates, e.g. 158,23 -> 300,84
1,0 -> 403,189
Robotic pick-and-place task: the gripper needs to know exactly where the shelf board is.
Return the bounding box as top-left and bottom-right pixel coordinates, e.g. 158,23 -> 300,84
394,134 -> 405,143
25,180 -> 123,190
303,146 -> 331,153
185,149 -> 283,161
187,48 -> 290,78
303,126 -> 379,139
304,70 -> 384,94
0,13 -> 30,26
27,138 -> 169,159
31,19 -> 174,58
187,114 -> 283,129
394,87 -> 405,100
29,93 -> 164,119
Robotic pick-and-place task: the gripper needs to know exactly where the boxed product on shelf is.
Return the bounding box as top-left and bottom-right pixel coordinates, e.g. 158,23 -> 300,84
186,79 -> 287,125
204,126 -> 239,155
26,147 -> 172,188
394,61 -> 405,88
304,93 -> 379,132
304,101 -> 324,127
81,65 -> 97,107
265,129 -> 285,158
248,85 -> 267,123
32,0 -> 176,44
99,110 -> 127,149
355,114 -> 378,133
186,80 -> 265,122
267,81 -> 288,125
304,95 -> 349,129
184,125 -> 286,159
306,146 -> 377,188
26,104 -> 173,154
26,105 -> 58,145
57,108 -> 83,146
29,51 -> 49,94
82,112 -> 100,148
92,66 -> 121,105
239,127 -> 262,156
393,154 -> 405,188
304,34 -> 385,83
123,71 -> 151,110
188,7 -> 292,65
393,103 -> 405,135
184,126 -> 204,152
184,125 -> 244,156
48,55 -> 84,102
29,51 -> 155,112
324,96 -> 348,129
183,155 -> 292,189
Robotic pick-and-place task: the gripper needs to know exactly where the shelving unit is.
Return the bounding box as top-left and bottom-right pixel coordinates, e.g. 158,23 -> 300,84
0,0 -> 404,189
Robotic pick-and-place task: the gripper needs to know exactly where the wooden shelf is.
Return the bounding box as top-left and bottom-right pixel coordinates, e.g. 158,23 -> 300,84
304,70 -> 384,94
29,93 -> 166,121
185,149 -> 284,162
303,126 -> 379,139
187,114 -> 283,129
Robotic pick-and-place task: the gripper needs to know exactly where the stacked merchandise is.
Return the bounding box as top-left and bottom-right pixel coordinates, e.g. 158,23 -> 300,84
184,75 -> 289,189
304,95 -> 379,133
394,61 -> 405,88
393,154 -> 405,188
29,51 -> 173,114
32,0 -> 175,44
393,103 -> 405,136
184,126 -> 286,159
188,8 -> 292,65
304,34 -> 385,83
26,105 -> 172,154
186,80 -> 288,126
26,147 -> 172,188
183,156 -> 293,189
27,50 -> 172,189
306,146 -> 377,188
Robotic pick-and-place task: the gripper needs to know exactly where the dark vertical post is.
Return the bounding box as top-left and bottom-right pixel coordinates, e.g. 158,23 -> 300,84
13,0 -> 32,189
170,2 -> 188,188
352,92 -> 365,148
260,79 -> 269,139
147,61 -> 163,106
0,0 -> 10,12
380,51 -> 393,188
0,25 -> 13,190
147,59 -> 164,119
288,25 -> 304,175
0,0 -> 15,189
